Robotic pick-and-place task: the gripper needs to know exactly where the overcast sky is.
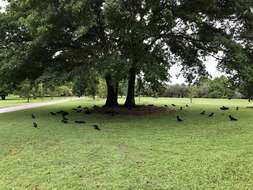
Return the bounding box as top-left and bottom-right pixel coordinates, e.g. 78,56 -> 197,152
0,0 -> 6,10
0,0 -> 225,84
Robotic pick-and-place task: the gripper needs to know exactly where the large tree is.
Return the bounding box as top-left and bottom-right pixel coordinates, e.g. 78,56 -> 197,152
103,0 -> 252,107
1,0 -> 252,108
218,4 -> 253,101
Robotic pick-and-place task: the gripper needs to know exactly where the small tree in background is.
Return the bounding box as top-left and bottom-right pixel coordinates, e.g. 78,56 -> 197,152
136,77 -> 144,103
86,78 -> 99,100
18,79 -> 33,102
73,77 -> 87,98
55,83 -> 73,97
0,83 -> 12,100
118,80 -> 128,98
97,78 -> 107,99
188,85 -> 198,103
36,82 -> 44,98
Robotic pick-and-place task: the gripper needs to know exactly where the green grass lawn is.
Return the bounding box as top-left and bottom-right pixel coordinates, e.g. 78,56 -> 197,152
0,96 -> 64,108
0,97 -> 253,189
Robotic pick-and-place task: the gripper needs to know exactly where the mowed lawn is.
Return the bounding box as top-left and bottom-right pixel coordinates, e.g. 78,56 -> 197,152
0,96 -> 64,108
0,98 -> 253,189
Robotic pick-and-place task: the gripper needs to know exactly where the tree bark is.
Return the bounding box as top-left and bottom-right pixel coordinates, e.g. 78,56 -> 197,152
124,67 -> 136,108
104,74 -> 119,107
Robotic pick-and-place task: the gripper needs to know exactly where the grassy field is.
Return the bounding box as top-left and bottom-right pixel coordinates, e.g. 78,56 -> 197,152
0,96 -> 64,108
0,97 -> 253,189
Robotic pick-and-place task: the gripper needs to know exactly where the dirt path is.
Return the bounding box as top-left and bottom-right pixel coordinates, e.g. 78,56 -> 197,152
0,97 -> 83,114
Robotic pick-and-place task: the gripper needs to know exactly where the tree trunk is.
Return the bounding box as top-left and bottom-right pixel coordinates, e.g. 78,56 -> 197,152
1,95 -> 6,100
104,74 -> 119,107
124,67 -> 136,108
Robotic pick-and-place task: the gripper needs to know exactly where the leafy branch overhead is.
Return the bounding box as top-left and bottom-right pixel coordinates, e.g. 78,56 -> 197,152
0,0 -> 252,106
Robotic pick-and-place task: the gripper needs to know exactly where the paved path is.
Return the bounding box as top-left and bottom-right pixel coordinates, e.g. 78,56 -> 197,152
0,97 -> 83,114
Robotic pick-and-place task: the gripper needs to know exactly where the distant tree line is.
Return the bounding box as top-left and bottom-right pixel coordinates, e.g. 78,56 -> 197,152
1,75 -> 252,102
137,76 -> 247,99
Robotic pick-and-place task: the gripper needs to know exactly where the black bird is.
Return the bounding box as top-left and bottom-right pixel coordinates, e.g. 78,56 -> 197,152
72,108 -> 78,111
33,122 -> 38,128
62,111 -> 69,117
50,112 -> 56,116
75,121 -> 86,124
200,111 -> 206,115
186,104 -> 189,107
56,110 -> 65,114
208,112 -> 214,117
61,119 -> 68,124
93,124 -> 101,130
104,110 -> 118,116
77,105 -> 82,109
164,105 -> 168,107
236,106 -> 239,111
229,115 -> 238,121
62,115 -> 69,121
148,104 -> 154,107
171,104 -> 176,107
32,114 -> 36,119
93,105 -> 99,109
85,110 -> 92,114
220,106 -> 229,111
177,116 -> 183,122
180,106 -> 183,110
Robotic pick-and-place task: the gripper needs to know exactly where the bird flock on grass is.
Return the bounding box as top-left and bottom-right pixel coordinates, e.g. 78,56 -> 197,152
31,105 -> 102,130
172,104 -> 239,122
31,102 -> 240,129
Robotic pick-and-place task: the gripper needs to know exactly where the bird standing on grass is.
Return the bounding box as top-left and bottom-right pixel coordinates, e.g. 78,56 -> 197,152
200,111 -> 206,115
75,121 -> 86,124
177,116 -> 183,122
61,119 -> 68,124
62,115 -> 68,121
236,106 -> 239,111
208,113 -> 214,117
85,109 -> 92,114
33,122 -> 38,128
93,124 -> 101,130
56,110 -> 64,114
220,106 -> 229,111
172,104 -> 176,107
50,112 -> 56,116
229,115 -> 238,121
62,111 -> 69,116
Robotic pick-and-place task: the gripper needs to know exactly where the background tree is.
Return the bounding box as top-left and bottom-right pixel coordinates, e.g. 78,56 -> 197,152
0,82 -> 12,100
17,79 -> 33,102
188,85 -> 198,103
97,78 -> 107,99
